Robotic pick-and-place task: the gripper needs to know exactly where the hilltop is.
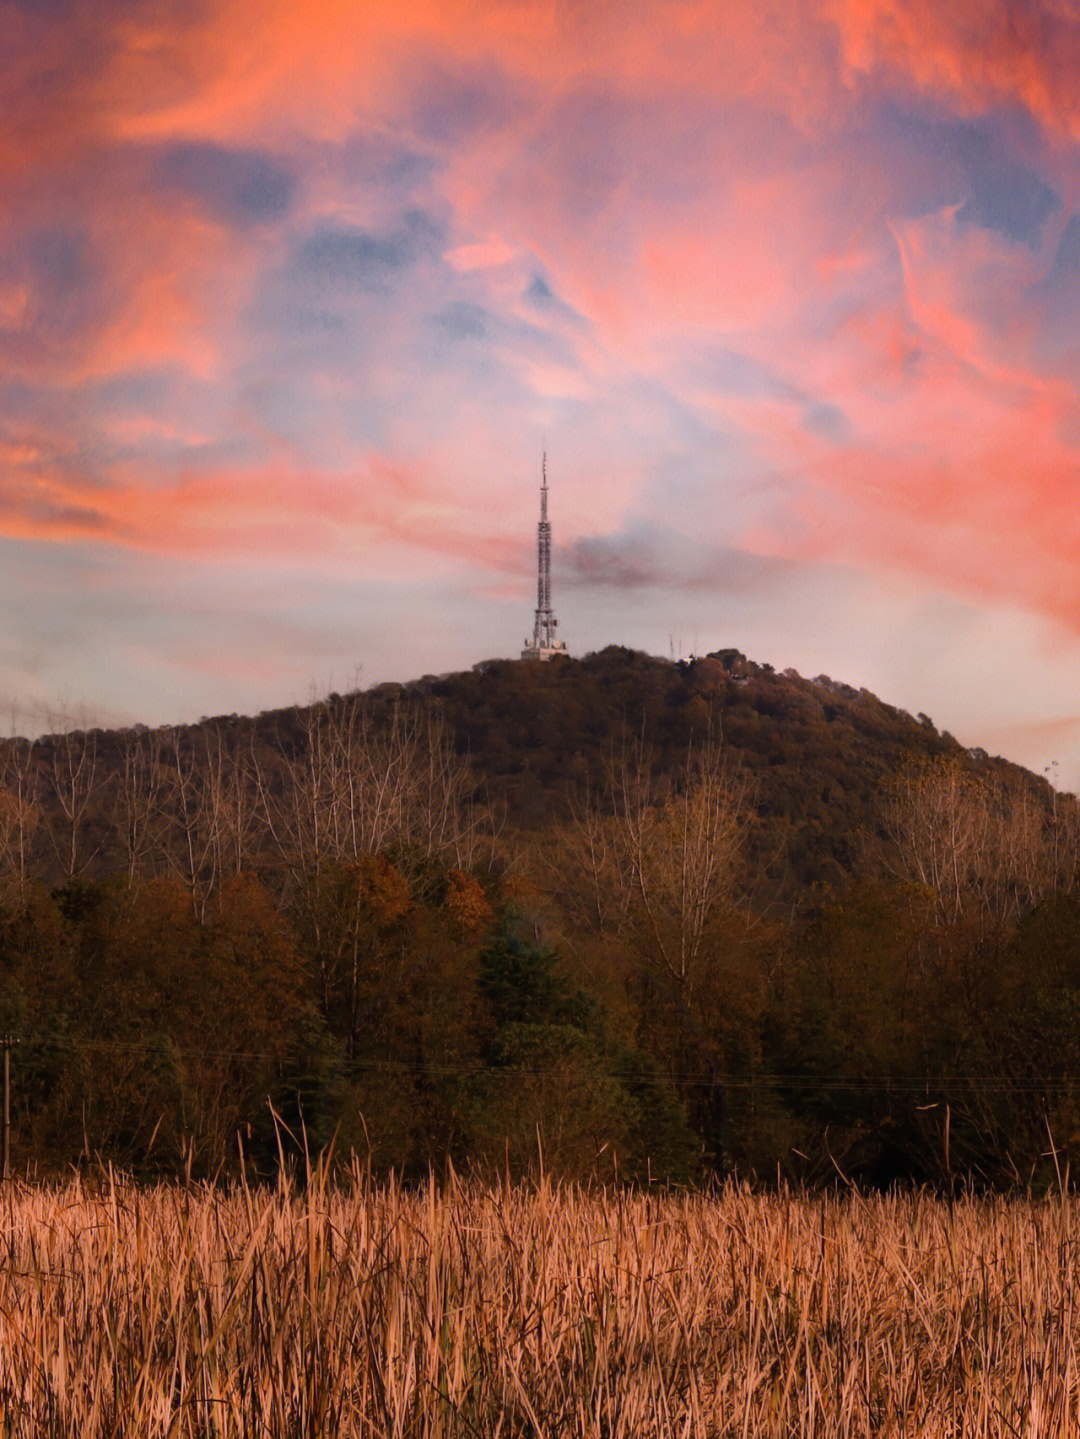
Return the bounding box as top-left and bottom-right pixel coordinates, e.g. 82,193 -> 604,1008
24,643 -> 1042,899
0,646 -> 1076,1188
368,645 -> 1038,892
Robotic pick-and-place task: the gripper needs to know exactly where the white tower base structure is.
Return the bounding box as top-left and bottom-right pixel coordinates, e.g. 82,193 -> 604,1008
521,454 -> 568,661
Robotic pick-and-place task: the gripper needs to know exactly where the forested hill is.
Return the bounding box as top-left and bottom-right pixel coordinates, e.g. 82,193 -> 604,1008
10,643 -> 1042,899
1,645 -> 1076,1189
376,646 -> 1036,891
2,641 -> 1064,909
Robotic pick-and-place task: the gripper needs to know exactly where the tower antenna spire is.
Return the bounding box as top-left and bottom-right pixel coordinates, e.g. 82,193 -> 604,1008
521,453 -> 567,661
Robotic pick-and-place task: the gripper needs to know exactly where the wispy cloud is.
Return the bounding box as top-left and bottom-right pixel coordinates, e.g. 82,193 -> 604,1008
5,0 -> 1080,768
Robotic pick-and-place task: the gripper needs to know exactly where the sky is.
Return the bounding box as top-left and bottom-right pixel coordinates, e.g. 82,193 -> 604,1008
5,0 -> 1080,781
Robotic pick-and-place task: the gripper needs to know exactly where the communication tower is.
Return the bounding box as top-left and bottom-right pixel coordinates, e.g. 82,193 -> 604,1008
521,454 -> 567,661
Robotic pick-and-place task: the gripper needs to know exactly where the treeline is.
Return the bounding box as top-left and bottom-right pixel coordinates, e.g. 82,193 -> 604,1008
0,697 -> 487,902
1,650 -> 1079,1188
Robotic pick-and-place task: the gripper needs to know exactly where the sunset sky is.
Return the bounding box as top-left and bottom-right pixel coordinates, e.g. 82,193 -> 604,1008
5,1 -> 1080,779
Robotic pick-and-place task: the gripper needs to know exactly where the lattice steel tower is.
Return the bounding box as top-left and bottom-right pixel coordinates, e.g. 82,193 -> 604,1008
521,453 -> 567,660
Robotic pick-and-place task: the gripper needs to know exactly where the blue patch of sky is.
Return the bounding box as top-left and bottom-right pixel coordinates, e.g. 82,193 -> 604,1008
524,90 -> 632,219
242,209 -> 444,399
261,283 -> 358,351
857,102 -> 1060,246
1031,211 -> 1080,302
1027,214 -> 1080,364
683,345 -> 849,442
0,376 -> 57,422
298,229 -> 415,287
77,367 -> 227,438
847,102 -> 970,215
334,132 -> 436,192
955,159 -> 1058,248
0,224 -> 107,345
295,210 -> 443,291
408,58 -> 520,145
25,226 -> 91,296
153,142 -> 296,228
425,298 -> 576,363
694,347 -> 802,402
803,401 -> 849,442
524,271 -> 587,327
526,274 -> 554,306
76,366 -> 177,413
1050,214 -> 1080,276
57,367 -> 243,479
430,301 -> 490,341
5,0 -> 77,12
7,0 -> 168,14
247,298 -> 358,378
105,428 -> 249,475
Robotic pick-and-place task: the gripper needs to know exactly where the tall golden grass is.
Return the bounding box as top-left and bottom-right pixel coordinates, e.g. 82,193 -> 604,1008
0,1168 -> 1076,1435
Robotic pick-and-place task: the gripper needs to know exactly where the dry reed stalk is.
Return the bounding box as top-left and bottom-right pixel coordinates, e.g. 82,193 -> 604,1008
0,1174 -> 1077,1435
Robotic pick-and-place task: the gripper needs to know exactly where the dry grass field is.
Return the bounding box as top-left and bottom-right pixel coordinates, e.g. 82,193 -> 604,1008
0,1170 -> 1077,1436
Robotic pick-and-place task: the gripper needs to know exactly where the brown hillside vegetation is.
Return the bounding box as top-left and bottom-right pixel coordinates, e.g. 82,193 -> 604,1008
0,647 -> 1078,1186
1,1174 -> 1079,1436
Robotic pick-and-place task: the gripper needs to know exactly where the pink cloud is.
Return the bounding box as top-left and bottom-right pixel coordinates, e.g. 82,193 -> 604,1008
0,452 -> 531,578
828,0 -> 1080,137
7,0 -> 1080,728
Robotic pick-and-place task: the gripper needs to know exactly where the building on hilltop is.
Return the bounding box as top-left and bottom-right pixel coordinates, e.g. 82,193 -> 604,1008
521,453 -> 568,661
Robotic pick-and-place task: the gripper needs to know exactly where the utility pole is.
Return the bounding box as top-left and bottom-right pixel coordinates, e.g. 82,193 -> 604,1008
2,1035 -> 14,1181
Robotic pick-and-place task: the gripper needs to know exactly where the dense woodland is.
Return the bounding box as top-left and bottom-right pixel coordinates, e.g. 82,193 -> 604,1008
1,646 -> 1079,1188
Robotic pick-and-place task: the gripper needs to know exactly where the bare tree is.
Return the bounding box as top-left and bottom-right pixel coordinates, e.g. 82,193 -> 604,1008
880,756 -> 981,925
610,732 -> 751,998
250,699 -> 349,1006
202,728 -> 259,881
43,709 -> 101,881
880,756 -> 1075,929
559,774 -> 619,936
561,729 -> 752,1003
114,728 -> 166,886
253,700 -> 338,894
162,728 -> 224,919
391,706 -> 488,868
252,689 -> 485,1024
255,692 -> 484,881
0,731 -> 40,894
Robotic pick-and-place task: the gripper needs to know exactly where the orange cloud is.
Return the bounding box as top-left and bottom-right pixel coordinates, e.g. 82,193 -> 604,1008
765,422 -> 1080,635
829,0 -> 1080,137
8,0 -> 1080,727
0,454 -> 530,579
4,0 -> 838,163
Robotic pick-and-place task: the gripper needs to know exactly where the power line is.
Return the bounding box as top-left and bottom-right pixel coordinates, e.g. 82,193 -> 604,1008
6,1029 -> 1080,1094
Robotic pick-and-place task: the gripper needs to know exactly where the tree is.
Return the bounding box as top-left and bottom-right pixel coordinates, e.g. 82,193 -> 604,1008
161,728 -> 230,919
879,756 -> 1074,931
179,874 -> 306,1172
314,855 -> 411,1054
478,916 -> 575,1030
559,730 -> 752,1017
114,728 -> 166,886
0,734 -> 40,896
609,731 -> 751,1000
554,730 -> 756,1173
43,711 -> 101,882
471,914 -> 699,1182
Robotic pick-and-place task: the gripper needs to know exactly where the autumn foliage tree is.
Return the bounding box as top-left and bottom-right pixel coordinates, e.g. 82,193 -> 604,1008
0,651 -> 1078,1185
